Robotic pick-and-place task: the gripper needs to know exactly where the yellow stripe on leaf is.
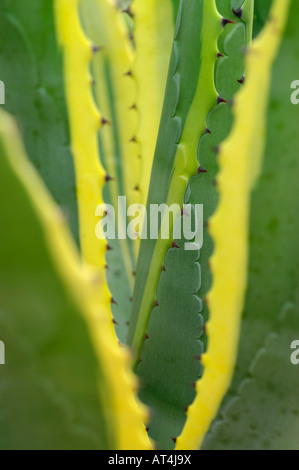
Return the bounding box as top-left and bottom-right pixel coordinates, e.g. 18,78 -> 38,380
133,0 -> 177,208
55,0 -> 106,271
54,0 -> 152,449
80,0 -> 139,278
0,109 -> 152,450
176,0 -> 290,451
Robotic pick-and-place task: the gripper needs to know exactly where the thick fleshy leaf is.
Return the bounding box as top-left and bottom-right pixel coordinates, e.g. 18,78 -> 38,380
0,110 -> 150,450
203,0 -> 299,450
177,0 -> 290,450
128,0 -> 222,361
80,0 -> 138,342
133,0 -> 180,208
135,0 -> 252,450
0,0 -> 79,244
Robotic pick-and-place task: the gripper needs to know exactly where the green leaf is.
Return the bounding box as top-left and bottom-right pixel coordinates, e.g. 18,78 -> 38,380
137,229 -> 203,450
132,0 -> 180,208
135,0 -> 252,449
177,0 -> 289,449
0,0 -> 79,245
0,112 -> 114,450
188,6 -> 250,348
203,0 -> 299,449
128,0 -> 222,361
253,0 -> 273,37
0,108 -> 152,450
203,310 -> 299,449
80,0 -> 138,343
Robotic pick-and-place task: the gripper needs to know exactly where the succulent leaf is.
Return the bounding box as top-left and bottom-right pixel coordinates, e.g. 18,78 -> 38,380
128,0 -> 222,362
0,0 -> 79,244
203,0 -> 299,449
137,230 -> 203,450
135,0 -> 252,450
54,0 -> 107,273
0,0 -> 295,451
132,0 -> 180,207
80,0 -> 139,342
0,110 -> 151,450
176,0 -> 290,450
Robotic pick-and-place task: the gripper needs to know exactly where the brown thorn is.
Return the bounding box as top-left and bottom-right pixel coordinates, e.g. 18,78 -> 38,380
154,300 -> 159,307
92,44 -> 104,54
222,18 -> 236,27
193,355 -> 202,361
123,7 -> 135,19
101,116 -> 112,126
161,265 -> 166,272
198,167 -> 208,174
111,297 -> 118,305
172,241 -> 179,249
232,7 -> 243,19
112,318 -> 118,325
105,174 -> 114,183
217,95 -> 228,105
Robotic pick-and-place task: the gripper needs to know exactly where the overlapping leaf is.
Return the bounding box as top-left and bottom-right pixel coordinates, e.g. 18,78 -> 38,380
203,0 -> 299,449
0,0 -> 79,244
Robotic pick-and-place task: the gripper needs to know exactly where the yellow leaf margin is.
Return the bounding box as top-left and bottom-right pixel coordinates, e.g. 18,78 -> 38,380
176,0 -> 290,450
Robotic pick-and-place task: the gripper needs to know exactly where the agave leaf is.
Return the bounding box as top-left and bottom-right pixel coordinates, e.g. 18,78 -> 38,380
204,309 -> 299,450
0,0 -> 79,244
0,110 -> 151,450
54,0 -> 108,274
55,0 -> 151,449
128,0 -> 222,362
135,0 -> 252,450
203,0 -> 299,449
117,0 -> 132,9
137,228 -> 203,450
176,0 -> 290,450
79,0 -> 138,342
188,0 -> 253,353
132,0 -> 180,208
253,0 -> 273,37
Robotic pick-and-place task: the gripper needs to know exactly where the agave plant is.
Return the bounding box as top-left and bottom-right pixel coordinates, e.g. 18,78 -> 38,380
0,0 -> 298,450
